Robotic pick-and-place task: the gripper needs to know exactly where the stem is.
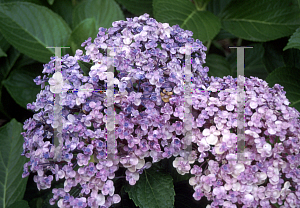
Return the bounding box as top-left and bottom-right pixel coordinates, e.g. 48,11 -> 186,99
72,0 -> 76,6
114,176 -> 125,179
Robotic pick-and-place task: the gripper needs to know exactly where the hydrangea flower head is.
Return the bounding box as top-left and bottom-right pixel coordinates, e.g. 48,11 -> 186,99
21,13 -> 300,208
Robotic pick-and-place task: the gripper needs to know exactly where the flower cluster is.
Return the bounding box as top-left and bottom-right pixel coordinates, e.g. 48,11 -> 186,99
188,76 -> 300,208
21,13 -> 300,208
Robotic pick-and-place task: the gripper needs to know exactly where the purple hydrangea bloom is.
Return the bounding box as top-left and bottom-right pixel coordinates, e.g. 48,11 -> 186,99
20,13 -> 300,208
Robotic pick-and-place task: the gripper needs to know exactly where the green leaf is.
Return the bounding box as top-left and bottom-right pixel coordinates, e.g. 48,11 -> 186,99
0,53 -> 37,117
193,0 -> 211,11
0,32 -> 10,53
0,2 -> 71,63
272,203 -> 280,208
205,54 -> 231,78
227,43 -> 268,79
36,197 -> 43,208
0,51 -> 34,121
283,48 -> 300,69
0,0 -> 44,4
125,168 -> 175,208
0,46 -> 20,82
265,66 -> 300,112
77,60 -> 94,76
220,0 -> 300,42
206,0 -> 232,17
13,54 -> 38,70
73,0 -> 125,31
283,27 -> 300,51
2,63 -> 42,109
114,186 -> 138,208
262,41 -> 286,73
0,47 -> 6,57
69,18 -> 97,55
153,0 -> 221,42
0,119 -> 29,207
7,200 -> 30,208
213,28 -> 236,40
0,47 -> 20,117
115,0 -> 153,16
49,0 -> 73,29
153,157 -> 192,184
47,0 -> 54,5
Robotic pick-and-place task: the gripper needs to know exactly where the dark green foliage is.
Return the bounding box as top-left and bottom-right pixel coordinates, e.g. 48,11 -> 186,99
0,0 -> 300,207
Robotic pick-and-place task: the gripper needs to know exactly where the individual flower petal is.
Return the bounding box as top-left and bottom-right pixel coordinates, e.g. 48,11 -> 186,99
206,134 -> 218,145
202,129 -> 210,136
